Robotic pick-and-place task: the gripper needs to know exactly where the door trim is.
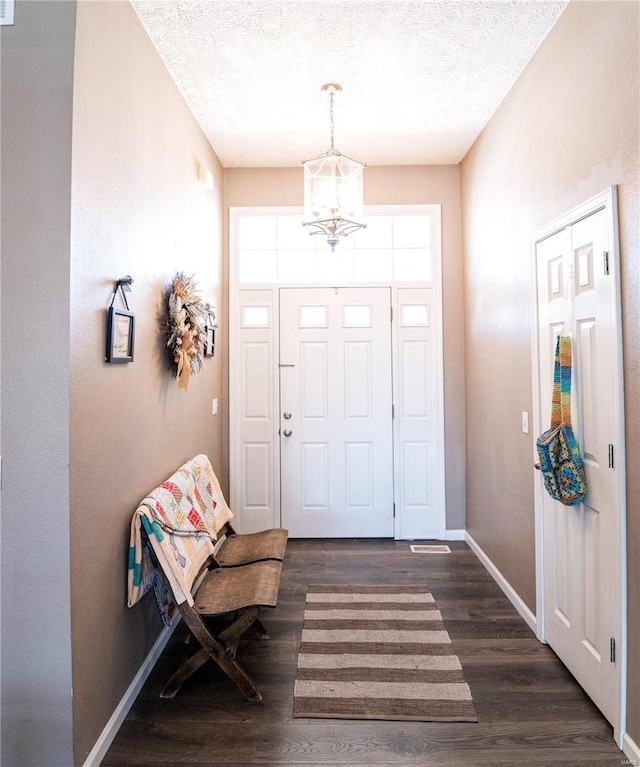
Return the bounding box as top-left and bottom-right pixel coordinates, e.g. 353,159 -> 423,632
530,186 -> 627,745
228,205 -> 446,541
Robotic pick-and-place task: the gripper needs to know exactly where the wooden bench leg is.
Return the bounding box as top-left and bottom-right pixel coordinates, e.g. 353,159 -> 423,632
160,647 -> 209,699
162,606 -> 264,702
252,617 -> 270,640
160,644 -> 263,702
215,653 -> 262,703
219,607 -> 260,659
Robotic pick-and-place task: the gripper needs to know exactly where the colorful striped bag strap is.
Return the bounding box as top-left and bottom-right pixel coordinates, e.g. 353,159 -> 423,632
550,337 -> 562,427
550,335 -> 573,428
559,335 -> 573,427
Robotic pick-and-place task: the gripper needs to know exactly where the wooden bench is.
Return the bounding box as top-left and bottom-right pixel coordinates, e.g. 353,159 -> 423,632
158,552 -> 283,701
214,524 -> 288,567
128,454 -> 288,701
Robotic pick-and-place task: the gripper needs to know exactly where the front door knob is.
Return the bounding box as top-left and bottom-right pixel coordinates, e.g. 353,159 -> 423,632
283,429 -> 293,437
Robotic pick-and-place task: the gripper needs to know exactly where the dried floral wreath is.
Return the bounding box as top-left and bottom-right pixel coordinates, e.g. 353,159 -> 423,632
160,272 -> 206,391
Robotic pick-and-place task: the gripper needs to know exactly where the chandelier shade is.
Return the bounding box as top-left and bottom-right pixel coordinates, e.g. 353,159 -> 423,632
302,84 -> 366,251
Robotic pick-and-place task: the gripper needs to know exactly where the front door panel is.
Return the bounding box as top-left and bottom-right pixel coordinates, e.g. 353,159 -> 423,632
279,287 -> 393,537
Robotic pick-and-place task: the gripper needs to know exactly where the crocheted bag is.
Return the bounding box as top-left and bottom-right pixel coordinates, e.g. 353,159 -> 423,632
536,336 -> 587,506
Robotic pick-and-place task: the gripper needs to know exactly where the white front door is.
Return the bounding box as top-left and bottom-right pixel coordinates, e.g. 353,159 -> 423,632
534,193 -> 624,733
279,287 -> 394,537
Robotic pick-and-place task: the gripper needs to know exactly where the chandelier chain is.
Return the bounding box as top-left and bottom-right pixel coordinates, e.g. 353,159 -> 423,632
329,92 -> 335,151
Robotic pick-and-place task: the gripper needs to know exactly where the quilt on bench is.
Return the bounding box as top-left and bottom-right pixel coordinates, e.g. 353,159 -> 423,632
127,454 -> 233,623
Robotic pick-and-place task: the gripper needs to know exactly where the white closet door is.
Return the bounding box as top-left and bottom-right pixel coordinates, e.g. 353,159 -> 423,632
536,204 -> 622,729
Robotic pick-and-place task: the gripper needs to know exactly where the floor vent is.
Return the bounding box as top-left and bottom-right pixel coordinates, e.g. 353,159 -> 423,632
410,544 -> 451,554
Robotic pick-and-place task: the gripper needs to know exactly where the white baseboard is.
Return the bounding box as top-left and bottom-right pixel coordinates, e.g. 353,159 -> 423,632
442,528 -> 465,541
465,531 -> 537,634
623,732 -> 640,764
83,615 -> 179,767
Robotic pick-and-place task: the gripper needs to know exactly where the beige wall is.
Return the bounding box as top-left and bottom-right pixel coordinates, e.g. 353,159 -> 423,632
5,0 -> 639,761
70,2 -> 224,761
223,165 -> 466,529
1,2 -> 77,764
460,0 -> 639,742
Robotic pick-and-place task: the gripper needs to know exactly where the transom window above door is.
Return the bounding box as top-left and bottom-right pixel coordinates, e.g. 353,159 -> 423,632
234,209 -> 433,285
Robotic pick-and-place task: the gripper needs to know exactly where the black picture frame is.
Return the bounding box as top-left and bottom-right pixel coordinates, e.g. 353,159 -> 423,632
106,306 -> 135,363
204,324 -> 216,357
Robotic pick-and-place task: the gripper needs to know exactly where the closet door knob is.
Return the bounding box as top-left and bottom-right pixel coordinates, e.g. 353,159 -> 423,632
283,429 -> 293,437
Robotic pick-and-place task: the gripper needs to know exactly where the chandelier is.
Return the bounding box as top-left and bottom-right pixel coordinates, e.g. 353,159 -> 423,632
302,83 -> 366,251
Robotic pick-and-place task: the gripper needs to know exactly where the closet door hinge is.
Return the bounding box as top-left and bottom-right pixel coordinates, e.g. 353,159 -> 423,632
610,637 -> 616,663
608,444 -> 614,469
603,251 -> 610,275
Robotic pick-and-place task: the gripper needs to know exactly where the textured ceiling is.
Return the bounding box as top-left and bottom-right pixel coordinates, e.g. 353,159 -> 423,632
131,0 -> 568,167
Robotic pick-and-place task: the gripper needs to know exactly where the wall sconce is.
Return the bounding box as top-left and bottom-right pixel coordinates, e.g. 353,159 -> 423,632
198,164 -> 214,190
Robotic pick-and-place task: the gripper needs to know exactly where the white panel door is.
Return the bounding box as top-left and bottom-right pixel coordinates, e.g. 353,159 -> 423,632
230,289 -> 279,531
393,288 -> 443,538
279,287 -> 393,537
535,204 -> 622,728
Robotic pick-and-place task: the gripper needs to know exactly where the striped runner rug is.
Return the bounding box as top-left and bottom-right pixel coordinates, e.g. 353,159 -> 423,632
293,584 -> 478,722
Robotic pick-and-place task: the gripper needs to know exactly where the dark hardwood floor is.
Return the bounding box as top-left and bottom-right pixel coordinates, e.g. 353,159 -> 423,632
103,540 -> 623,766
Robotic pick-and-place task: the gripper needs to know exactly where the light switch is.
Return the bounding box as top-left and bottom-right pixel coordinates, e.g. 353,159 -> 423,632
522,411 -> 529,434
212,398 -> 218,416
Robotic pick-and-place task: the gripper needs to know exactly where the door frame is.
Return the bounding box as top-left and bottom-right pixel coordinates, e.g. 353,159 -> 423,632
530,186 -> 627,745
228,204 -> 446,540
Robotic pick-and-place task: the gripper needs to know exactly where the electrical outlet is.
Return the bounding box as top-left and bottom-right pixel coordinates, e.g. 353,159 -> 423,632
212,398 -> 218,416
522,411 -> 529,434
